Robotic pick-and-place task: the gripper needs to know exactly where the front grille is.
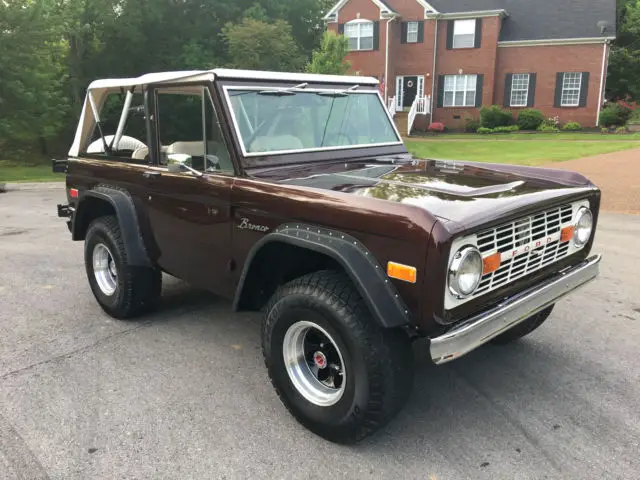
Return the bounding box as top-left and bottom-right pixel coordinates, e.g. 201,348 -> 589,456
474,204 -> 574,296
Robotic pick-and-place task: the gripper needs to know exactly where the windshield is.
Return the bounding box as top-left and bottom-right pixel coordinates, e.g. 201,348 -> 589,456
225,87 -> 401,156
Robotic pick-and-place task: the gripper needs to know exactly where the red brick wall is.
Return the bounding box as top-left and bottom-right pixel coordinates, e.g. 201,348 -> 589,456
494,43 -> 608,127
432,16 -> 501,128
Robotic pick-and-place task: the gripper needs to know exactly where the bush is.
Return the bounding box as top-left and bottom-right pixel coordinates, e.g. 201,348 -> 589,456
477,127 -> 492,134
601,127 -> 609,134
480,105 -> 513,128
517,108 -> 545,130
427,122 -> 445,133
463,114 -> 480,133
598,103 -> 631,127
562,121 -> 582,131
537,124 -> 559,133
493,125 -> 520,133
616,126 -> 628,134
628,109 -> 640,125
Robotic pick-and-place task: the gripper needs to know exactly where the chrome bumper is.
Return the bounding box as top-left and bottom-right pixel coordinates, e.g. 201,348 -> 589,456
430,254 -> 601,365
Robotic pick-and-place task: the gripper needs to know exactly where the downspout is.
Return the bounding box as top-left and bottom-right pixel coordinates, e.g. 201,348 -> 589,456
595,40 -> 609,127
430,17 -> 439,121
385,15 -> 396,105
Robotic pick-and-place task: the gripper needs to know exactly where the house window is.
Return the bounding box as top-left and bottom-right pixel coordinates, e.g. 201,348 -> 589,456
444,74 -> 477,107
510,74 -> 530,107
561,72 -> 582,107
453,19 -> 476,48
344,20 -> 374,51
407,22 -> 419,43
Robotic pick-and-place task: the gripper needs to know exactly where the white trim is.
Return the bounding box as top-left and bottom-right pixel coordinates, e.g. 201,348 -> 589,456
222,86 -> 403,158
396,76 -> 403,110
323,0 -> 397,22
560,72 -> 582,107
596,42 -> 609,127
498,36 -> 616,47
509,73 -> 530,107
431,17 -> 438,120
385,16 -> 396,104
431,9 -> 507,20
415,0 -> 439,15
344,19 -> 375,51
213,69 -> 378,85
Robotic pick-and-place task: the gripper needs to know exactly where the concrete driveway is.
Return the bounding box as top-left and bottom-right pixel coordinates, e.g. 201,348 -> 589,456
1,186 -> 639,480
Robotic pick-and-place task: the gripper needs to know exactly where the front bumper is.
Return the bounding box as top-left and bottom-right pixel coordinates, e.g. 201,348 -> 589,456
430,254 -> 601,364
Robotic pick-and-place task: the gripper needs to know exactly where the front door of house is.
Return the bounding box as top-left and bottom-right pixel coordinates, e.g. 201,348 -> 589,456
402,76 -> 418,108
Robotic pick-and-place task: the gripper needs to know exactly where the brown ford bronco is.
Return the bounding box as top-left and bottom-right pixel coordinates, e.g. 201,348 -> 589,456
55,69 -> 601,444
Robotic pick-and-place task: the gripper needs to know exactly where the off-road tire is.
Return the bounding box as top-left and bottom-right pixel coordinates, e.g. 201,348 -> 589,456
84,215 -> 161,319
262,270 -> 414,444
490,305 -> 554,345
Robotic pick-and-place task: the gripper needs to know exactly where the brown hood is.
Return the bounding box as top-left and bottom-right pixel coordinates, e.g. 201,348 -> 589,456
252,157 -> 599,232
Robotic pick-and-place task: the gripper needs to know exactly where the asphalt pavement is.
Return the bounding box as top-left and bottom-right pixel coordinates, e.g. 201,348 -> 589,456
1,185 -> 638,480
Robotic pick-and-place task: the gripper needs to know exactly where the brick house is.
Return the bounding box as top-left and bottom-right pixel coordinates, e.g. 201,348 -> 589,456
324,0 -> 616,132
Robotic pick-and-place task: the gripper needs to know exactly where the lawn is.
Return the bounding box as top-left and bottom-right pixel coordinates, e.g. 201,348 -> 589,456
0,160 -> 62,183
405,134 -> 640,166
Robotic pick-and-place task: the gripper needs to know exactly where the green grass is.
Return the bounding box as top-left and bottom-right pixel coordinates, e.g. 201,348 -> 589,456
0,160 -> 62,183
411,132 -> 640,141
405,137 -> 640,166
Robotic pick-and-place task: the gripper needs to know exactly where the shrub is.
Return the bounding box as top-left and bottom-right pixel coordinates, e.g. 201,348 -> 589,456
493,125 -> 520,133
628,109 -> 640,125
427,122 -> 445,133
615,126 -> 628,134
598,103 -> 631,127
601,127 -> 609,134
562,121 -> 582,131
537,124 -> 559,133
517,108 -> 545,130
480,105 -> 513,129
463,114 -> 480,133
477,127 -> 492,134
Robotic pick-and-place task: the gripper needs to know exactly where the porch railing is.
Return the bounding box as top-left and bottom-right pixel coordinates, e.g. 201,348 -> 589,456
407,95 -> 431,136
387,96 -> 396,118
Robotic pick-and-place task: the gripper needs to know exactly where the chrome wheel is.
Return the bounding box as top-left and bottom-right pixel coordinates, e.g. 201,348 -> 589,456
282,321 -> 346,407
92,243 -> 117,296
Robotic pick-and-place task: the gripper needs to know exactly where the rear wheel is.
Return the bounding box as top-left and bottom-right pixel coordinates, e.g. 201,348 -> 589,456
490,305 -> 554,345
84,215 -> 161,319
262,270 -> 414,444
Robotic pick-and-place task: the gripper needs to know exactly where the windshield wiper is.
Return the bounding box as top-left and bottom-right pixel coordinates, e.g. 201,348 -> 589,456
258,82 -> 308,96
316,85 -> 359,98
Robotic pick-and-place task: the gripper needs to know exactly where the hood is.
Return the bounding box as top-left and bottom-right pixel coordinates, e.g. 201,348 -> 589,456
253,156 -> 598,229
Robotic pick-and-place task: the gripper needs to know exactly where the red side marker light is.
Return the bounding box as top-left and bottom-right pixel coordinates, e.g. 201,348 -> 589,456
69,188 -> 79,199
482,252 -> 501,275
560,226 -> 575,243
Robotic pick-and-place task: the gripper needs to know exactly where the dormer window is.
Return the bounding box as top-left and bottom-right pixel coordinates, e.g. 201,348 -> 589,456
344,20 -> 374,51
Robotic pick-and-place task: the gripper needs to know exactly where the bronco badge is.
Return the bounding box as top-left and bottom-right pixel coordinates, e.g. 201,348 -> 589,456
238,217 -> 270,232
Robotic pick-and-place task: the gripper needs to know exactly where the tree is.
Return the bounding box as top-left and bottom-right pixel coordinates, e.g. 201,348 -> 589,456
307,31 -> 350,75
222,18 -> 305,72
0,0 -> 68,151
607,0 -> 640,99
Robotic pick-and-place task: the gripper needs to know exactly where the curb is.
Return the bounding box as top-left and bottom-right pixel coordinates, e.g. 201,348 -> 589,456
0,182 -> 64,192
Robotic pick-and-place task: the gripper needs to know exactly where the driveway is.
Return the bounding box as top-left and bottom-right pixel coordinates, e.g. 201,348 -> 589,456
545,148 -> 640,214
1,186 -> 639,479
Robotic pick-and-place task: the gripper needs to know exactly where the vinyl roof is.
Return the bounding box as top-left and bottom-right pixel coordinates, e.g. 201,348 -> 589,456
87,69 -> 378,91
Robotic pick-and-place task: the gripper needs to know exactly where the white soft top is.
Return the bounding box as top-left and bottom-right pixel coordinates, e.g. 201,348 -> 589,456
86,68 -> 378,91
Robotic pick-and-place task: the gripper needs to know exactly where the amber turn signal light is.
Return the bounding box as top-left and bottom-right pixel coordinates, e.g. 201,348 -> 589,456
387,262 -> 417,284
560,226 -> 575,243
482,252 -> 501,275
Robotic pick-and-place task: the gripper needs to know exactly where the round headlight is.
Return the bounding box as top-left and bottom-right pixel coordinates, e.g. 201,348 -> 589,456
574,207 -> 593,246
448,246 -> 483,298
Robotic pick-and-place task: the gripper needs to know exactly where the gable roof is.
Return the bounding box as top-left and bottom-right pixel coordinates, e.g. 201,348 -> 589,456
426,0 -> 616,41
324,0 -> 397,21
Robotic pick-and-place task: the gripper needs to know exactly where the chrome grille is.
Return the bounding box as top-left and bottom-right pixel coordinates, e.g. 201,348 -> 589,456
475,204 -> 574,296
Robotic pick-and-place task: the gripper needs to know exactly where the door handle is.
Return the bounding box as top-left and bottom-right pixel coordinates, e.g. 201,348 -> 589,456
143,170 -> 161,179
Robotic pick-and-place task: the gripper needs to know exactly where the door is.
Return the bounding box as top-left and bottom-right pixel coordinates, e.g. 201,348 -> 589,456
402,76 -> 418,108
140,85 -> 237,296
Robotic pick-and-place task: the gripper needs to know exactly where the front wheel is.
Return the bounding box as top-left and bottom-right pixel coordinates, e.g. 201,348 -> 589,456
490,305 -> 554,345
84,215 -> 161,319
262,270 -> 414,444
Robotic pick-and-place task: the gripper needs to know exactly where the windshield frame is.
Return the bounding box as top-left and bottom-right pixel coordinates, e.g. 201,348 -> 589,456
221,85 -> 403,158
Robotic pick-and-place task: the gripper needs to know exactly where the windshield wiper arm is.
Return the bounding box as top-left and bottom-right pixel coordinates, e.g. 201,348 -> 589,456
258,82 -> 308,96
316,85 -> 360,98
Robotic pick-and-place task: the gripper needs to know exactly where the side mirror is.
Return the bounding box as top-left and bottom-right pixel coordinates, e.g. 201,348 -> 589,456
166,153 -> 203,177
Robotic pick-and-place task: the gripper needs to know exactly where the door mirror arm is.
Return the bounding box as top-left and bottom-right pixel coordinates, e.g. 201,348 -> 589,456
166,153 -> 204,177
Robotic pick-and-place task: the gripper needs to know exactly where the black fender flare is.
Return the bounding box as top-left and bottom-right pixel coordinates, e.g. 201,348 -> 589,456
234,223 -> 411,329
73,186 -> 152,267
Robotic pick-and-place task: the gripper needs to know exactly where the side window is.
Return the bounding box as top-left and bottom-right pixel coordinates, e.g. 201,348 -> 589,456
155,87 -> 234,174
84,92 -> 148,161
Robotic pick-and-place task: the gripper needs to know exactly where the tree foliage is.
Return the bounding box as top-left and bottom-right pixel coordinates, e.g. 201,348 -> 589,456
307,31 -> 350,75
607,0 -> 640,99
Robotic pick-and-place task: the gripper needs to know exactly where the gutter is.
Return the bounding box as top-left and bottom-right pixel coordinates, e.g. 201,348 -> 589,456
384,14 -> 397,105
498,37 -> 616,47
596,40 -> 611,127
430,17 -> 438,122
